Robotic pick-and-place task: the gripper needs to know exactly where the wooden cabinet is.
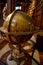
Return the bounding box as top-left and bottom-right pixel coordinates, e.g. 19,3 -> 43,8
33,0 -> 43,29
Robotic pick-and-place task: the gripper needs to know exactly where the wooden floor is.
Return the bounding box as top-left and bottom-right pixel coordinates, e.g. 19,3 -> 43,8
0,39 -> 43,65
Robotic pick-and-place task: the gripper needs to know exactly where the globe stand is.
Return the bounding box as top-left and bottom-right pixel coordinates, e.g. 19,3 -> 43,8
7,33 -> 33,65
11,46 -> 25,65
7,45 -> 25,65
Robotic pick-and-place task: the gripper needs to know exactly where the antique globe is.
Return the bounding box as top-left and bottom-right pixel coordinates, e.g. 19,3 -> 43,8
2,11 -> 35,65
3,11 -> 35,44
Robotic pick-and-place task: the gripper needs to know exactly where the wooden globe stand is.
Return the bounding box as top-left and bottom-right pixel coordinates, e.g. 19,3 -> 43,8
7,33 -> 33,65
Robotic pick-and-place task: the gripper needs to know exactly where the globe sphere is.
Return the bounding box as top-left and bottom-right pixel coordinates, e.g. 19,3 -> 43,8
3,11 -> 35,44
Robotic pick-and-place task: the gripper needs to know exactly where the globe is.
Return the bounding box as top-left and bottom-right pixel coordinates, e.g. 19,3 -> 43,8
1,11 -> 40,65
3,11 -> 35,44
